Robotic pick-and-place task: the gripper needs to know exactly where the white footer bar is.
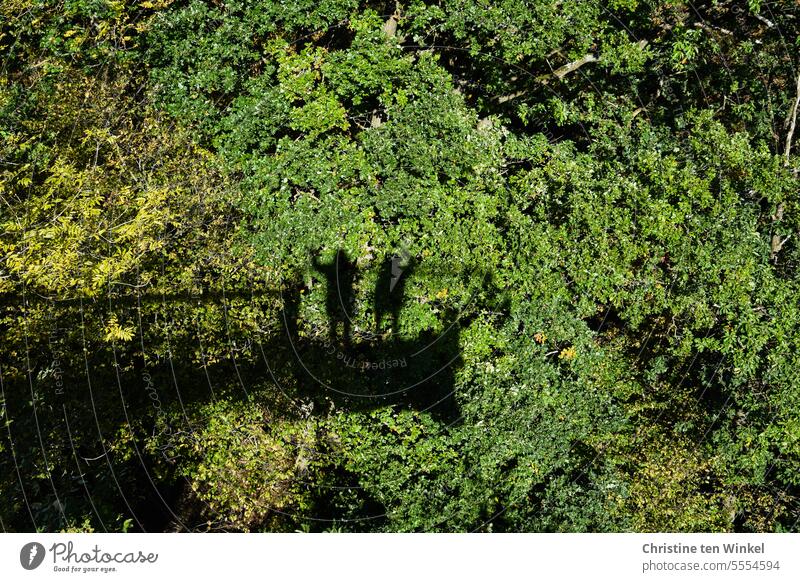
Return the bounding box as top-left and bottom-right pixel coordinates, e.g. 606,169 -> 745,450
1,533 -> 798,581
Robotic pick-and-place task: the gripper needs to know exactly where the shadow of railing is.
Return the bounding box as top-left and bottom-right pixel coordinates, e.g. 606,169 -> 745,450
0,247 -> 479,531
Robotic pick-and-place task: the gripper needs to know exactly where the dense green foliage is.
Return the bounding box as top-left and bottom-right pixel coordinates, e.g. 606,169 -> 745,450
1,0 -> 799,532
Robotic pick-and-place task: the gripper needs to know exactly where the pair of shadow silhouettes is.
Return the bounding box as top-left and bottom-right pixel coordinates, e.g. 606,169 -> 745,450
278,250 -> 463,423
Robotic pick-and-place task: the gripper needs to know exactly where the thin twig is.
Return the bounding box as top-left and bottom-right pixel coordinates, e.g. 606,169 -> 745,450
694,21 -> 733,36
754,13 -> 775,28
784,73 -> 800,166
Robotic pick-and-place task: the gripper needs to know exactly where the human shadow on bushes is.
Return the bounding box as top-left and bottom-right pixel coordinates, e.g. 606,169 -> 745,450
281,249 -> 463,424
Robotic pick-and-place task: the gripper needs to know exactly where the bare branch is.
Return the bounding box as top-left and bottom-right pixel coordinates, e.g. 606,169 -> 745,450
494,40 -> 647,102
552,53 -> 599,80
694,21 -> 733,36
784,73 -> 800,165
753,13 -> 775,28
495,90 -> 527,104
771,234 -> 790,262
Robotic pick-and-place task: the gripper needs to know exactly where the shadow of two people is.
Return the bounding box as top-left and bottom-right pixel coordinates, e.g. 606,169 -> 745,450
279,249 -> 463,424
